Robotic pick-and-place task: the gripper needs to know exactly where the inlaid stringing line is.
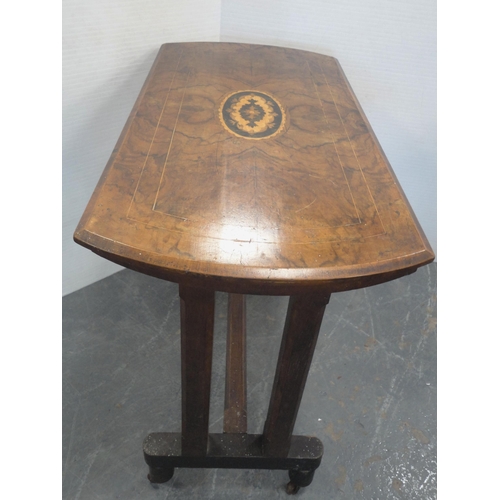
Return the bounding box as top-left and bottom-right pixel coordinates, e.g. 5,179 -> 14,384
152,70 -> 191,211
319,62 -> 386,234
306,60 -> 361,223
105,216 -> 387,243
127,49 -> 184,218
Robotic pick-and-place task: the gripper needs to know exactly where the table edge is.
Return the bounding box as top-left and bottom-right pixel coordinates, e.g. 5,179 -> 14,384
74,229 -> 434,295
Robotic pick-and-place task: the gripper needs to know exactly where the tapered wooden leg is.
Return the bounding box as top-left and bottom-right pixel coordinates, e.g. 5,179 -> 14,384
179,284 -> 215,457
224,294 -> 247,433
262,292 -> 330,457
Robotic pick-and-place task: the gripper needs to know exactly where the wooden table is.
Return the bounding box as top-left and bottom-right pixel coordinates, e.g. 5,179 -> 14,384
74,42 -> 434,494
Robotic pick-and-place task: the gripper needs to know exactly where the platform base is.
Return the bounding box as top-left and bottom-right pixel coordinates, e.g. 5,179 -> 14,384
144,432 -> 323,491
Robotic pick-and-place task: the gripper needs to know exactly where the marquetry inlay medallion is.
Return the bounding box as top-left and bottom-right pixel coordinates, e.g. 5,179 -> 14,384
219,90 -> 285,140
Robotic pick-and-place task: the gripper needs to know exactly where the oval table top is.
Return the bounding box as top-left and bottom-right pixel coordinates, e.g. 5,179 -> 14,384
74,42 -> 434,295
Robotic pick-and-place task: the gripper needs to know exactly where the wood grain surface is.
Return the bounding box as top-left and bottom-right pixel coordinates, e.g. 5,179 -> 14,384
74,42 -> 434,294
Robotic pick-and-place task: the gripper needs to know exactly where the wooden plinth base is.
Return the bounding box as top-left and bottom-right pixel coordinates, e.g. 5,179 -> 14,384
144,432 -> 323,492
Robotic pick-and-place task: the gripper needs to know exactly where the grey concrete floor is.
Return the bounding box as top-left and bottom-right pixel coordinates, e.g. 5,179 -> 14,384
62,263 -> 436,499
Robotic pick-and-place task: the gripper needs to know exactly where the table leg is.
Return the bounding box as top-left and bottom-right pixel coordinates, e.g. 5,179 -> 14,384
179,284 -> 215,457
224,293 -> 247,434
263,292 -> 331,457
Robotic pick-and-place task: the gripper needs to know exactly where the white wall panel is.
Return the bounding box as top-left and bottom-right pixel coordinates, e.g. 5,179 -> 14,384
221,0 -> 437,258
63,0 -> 221,295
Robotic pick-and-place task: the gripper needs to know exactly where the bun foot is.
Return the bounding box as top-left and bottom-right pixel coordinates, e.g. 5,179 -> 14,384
147,466 -> 174,483
286,468 -> 315,493
286,481 -> 301,494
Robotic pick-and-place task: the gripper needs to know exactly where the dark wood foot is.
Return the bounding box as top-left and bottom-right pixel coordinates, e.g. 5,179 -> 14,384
147,466 -> 174,483
286,468 -> 316,494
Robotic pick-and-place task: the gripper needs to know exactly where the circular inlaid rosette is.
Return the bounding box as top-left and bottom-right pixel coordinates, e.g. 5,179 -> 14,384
219,90 -> 286,140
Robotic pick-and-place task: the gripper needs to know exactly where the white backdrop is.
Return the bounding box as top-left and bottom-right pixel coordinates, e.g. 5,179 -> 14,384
63,0 -> 436,295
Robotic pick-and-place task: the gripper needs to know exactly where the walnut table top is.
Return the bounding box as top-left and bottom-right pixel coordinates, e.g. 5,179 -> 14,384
74,42 -> 434,295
